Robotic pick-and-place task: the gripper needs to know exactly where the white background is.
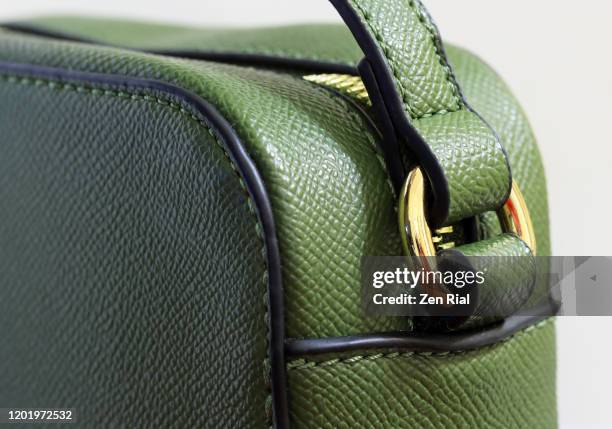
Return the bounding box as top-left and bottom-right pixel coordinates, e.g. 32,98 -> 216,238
1,1 -> 610,427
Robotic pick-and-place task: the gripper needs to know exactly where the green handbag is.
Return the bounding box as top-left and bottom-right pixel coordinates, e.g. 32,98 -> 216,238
0,0 -> 555,427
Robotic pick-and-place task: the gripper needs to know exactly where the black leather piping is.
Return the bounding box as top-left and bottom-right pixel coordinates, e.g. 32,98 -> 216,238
0,62 -> 290,429
1,22 -> 359,76
356,59 -> 405,191
154,51 -> 358,75
285,301 -> 558,357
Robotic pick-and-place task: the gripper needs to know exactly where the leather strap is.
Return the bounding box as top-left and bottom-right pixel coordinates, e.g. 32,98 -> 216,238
418,234 -> 537,331
328,0 -> 512,227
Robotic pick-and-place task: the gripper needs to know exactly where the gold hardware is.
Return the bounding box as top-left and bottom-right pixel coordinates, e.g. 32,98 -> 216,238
434,226 -> 454,235
398,168 -> 437,270
437,242 -> 456,250
398,167 -> 537,264
303,74 -> 371,105
304,74 -> 538,257
432,226 -> 454,249
497,181 -> 537,255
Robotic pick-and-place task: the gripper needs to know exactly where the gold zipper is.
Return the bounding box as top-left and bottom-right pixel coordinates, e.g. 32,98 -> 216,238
304,74 -> 371,105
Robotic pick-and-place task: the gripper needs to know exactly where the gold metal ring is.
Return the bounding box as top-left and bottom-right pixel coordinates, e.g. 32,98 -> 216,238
398,167 -> 537,261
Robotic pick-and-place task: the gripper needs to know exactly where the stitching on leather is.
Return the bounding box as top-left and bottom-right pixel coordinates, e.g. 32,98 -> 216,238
410,0 -> 464,110
350,0 -> 463,119
287,318 -> 553,371
0,73 -> 273,428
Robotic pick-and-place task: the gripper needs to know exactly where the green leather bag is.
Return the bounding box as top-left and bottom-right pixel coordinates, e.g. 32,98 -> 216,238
0,1 -> 556,427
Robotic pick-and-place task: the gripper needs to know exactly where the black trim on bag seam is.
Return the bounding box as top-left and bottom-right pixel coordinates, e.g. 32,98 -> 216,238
287,318 -> 554,368
0,61 -> 290,429
1,22 -> 359,76
285,301 -> 558,357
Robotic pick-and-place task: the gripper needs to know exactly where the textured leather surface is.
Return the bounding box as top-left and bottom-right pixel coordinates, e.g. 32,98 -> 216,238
338,0 -> 511,224
5,16 -> 364,66
347,0 -> 462,118
0,30 -> 410,338
0,12 -> 555,429
0,20 -> 550,254
2,19 -> 551,248
0,74 -> 270,427
438,233 -> 536,331
0,22 -> 552,335
412,110 -> 510,224
7,5 -> 512,226
445,46 -> 551,256
288,319 -> 557,428
11,8 -> 467,121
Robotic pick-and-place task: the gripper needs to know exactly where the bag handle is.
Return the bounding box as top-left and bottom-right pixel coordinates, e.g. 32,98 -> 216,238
327,0 -> 512,228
